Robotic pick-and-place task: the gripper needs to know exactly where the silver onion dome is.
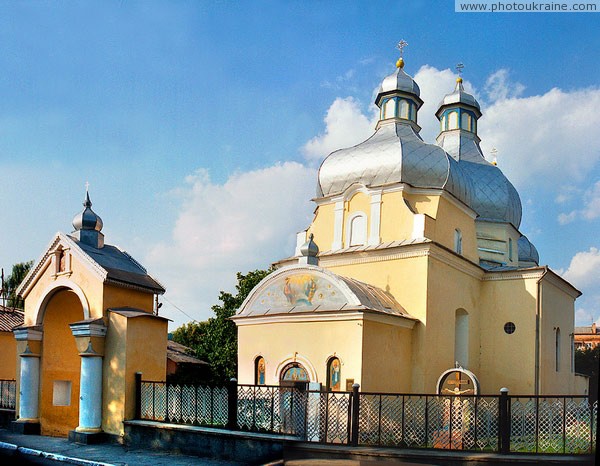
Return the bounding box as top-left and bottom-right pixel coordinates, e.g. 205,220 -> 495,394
436,78 -> 522,227
377,65 -> 421,99
72,191 -> 103,232
518,235 -> 540,266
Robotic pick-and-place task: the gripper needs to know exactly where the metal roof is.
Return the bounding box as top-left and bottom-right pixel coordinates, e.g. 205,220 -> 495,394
0,306 -> 24,332
317,122 -> 473,207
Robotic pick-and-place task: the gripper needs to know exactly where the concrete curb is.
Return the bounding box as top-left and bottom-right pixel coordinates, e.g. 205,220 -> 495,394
0,440 -> 116,466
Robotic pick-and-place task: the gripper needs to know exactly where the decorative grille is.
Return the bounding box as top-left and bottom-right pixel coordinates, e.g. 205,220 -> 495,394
0,380 -> 16,410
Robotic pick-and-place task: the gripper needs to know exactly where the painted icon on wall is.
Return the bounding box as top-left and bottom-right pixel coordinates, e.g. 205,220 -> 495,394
328,357 -> 341,391
255,357 -> 266,385
283,275 -> 317,306
281,363 -> 309,382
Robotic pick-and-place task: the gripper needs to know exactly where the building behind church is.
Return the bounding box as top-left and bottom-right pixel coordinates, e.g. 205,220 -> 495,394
233,52 -> 588,397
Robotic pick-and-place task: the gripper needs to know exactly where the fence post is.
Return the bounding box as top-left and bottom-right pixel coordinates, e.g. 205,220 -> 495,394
227,378 -> 238,430
351,383 -> 360,446
499,387 -> 510,454
134,372 -> 142,420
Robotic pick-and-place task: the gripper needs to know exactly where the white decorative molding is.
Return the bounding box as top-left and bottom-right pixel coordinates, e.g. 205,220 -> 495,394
70,321 -> 107,337
332,201 -> 344,251
482,268 -> 545,282
412,214 -> 426,240
13,328 -> 43,341
275,353 -> 319,383
368,190 -> 382,246
33,277 -> 91,325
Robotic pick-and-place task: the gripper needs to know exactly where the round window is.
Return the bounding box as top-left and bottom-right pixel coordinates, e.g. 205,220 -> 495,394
504,322 -> 516,334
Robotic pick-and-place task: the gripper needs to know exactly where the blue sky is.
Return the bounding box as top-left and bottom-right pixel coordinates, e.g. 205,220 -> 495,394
1,1 -> 599,329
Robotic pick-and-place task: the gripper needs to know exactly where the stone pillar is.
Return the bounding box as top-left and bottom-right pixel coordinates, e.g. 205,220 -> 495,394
69,319 -> 106,443
12,326 -> 43,435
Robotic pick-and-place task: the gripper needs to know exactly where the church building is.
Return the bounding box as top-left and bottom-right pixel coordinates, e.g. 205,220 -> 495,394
12,192 -> 167,439
233,51 -> 588,396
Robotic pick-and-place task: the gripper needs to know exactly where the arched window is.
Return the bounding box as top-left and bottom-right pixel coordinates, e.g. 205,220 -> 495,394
399,100 -> 410,119
555,327 -> 561,372
455,309 -> 469,368
461,112 -> 472,132
348,214 -> 367,246
384,98 -> 396,119
255,357 -> 266,385
448,111 -> 458,130
454,229 -> 462,254
280,362 -> 309,388
327,357 -> 341,391
440,115 -> 447,132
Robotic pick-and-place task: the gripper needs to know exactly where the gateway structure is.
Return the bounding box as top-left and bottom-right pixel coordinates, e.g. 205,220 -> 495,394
234,52 -> 587,396
12,192 -> 167,439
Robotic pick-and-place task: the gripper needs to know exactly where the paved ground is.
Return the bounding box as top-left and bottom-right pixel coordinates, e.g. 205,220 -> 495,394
0,429 -> 251,466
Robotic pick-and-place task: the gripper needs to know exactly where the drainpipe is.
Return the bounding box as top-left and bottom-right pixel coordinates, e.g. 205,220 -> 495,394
535,267 -> 548,395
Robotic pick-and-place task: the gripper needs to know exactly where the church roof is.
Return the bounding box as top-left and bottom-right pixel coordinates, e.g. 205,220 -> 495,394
234,264 -> 415,321
317,122 -> 474,206
0,305 -> 24,332
17,232 -> 165,298
167,340 -> 209,366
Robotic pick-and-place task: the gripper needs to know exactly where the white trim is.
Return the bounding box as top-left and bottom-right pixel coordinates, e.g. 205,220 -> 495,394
368,191 -> 382,246
70,322 -> 107,337
275,354 -> 318,383
13,328 -> 43,341
436,367 -> 480,395
33,278 -> 91,325
332,201 -> 344,251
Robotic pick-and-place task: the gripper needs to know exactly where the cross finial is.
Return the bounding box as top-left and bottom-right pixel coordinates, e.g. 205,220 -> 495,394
456,63 -> 464,76
85,181 -> 90,193
396,40 -> 408,57
490,148 -> 498,166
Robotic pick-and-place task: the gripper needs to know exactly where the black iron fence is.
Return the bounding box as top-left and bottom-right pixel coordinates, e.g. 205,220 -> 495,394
0,379 -> 16,410
135,375 -> 597,455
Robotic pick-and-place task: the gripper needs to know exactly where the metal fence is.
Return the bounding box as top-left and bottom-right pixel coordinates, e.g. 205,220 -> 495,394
135,376 -> 597,455
0,380 -> 16,410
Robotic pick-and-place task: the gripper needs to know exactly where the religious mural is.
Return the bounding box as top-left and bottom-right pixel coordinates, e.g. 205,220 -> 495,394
244,271 -> 350,315
328,357 -> 341,391
255,357 -> 266,385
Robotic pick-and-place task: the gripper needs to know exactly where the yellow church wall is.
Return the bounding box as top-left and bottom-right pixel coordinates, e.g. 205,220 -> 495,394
323,254 -> 430,323
309,203 -> 334,251
22,252 -> 105,325
39,289 -> 84,437
237,318 -> 364,388
433,197 -> 478,264
379,191 -> 416,242
538,277 -> 580,394
361,319 -> 413,392
0,332 -> 17,380
479,275 -> 538,394
124,316 -> 167,423
102,312 -> 127,435
102,313 -> 167,436
102,284 -> 154,314
406,192 -> 440,218
420,256 -> 482,393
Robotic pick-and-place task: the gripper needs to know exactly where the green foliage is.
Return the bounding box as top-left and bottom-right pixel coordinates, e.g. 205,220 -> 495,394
574,345 -> 599,402
172,268 -> 272,385
2,261 -> 34,309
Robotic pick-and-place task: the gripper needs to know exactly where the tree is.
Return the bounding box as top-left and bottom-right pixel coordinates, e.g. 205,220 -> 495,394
575,346 -> 599,402
2,261 -> 33,309
172,268 -> 271,385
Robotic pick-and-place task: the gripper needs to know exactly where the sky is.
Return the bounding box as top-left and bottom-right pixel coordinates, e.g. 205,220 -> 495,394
1,1 -> 599,330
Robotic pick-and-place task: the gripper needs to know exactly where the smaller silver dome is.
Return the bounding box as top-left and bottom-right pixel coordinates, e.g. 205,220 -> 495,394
437,79 -> 481,115
518,235 -> 540,266
376,65 -> 421,102
72,191 -> 103,232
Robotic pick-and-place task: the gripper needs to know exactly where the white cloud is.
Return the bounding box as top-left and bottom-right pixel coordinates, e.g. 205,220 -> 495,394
562,247 -> 600,290
557,181 -> 600,224
146,162 -> 315,328
302,97 -> 376,162
479,87 -> 600,188
484,69 -> 525,102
